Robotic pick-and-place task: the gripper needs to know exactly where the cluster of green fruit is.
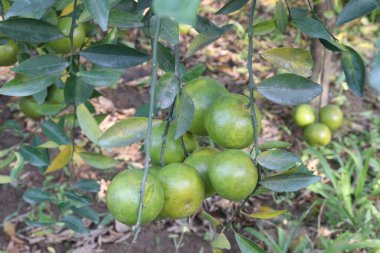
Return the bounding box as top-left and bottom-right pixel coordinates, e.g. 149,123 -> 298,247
106,77 -> 262,225
292,104 -> 343,147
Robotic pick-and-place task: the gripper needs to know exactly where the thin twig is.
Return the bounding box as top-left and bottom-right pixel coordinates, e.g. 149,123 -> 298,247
133,16 -> 162,242
160,101 -> 176,167
284,0 -> 291,17
68,0 -> 78,75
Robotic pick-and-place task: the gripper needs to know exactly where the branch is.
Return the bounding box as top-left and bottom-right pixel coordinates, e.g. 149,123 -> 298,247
160,101 -> 176,167
133,16 -> 161,242
68,0 -> 78,74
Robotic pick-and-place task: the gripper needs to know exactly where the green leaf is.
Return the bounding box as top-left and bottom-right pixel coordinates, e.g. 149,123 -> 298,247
336,0 -> 378,26
293,16 -> 331,41
84,0 -> 110,31
235,232 -> 266,253
185,24 -> 232,58
257,73 -> 322,105
12,55 -> 68,77
0,18 -> 65,43
275,0 -> 288,33
319,39 -> 344,52
80,44 -> 150,68
10,152 -> 25,179
74,179 -> 100,193
5,0 -> 56,19
78,70 -> 121,87
23,188 -> 54,205
183,64 -> 206,82
0,152 -> 16,170
257,150 -> 301,171
150,16 -> 179,45
253,20 -> 277,36
76,104 -> 103,145
79,152 -> 118,169
290,7 -> 308,18
341,46 -> 365,97
65,191 -> 92,205
261,47 -> 313,77
41,120 -> 70,145
108,10 -> 144,29
212,233 -> 231,250
64,76 -> 94,105
20,145 -> 49,167
62,215 -> 89,234
0,75 -> 59,97
260,173 -> 321,192
174,91 -> 194,139
71,206 -> 100,224
152,0 -> 200,26
258,141 -> 291,150
0,175 -> 14,184
33,88 -> 47,104
199,210 -> 223,228
157,43 -> 186,75
44,145 -> 73,173
370,50 -> 380,93
216,0 -> 248,15
155,72 -> 178,109
31,101 -> 65,116
98,117 -> 160,148
242,208 -> 287,219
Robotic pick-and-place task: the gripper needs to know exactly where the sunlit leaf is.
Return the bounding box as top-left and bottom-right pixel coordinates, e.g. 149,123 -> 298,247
212,233 -> 231,250
12,55 -> 68,77
78,70 -> 121,87
0,175 -> 14,184
79,152 -> 118,169
253,20 -> 277,36
257,149 -> 301,171
45,145 -> 73,174
199,210 -> 223,228
260,173 -> 321,192
275,0 -> 288,33
76,104 -> 103,145
0,75 -> 59,97
242,206 -> 287,219
258,141 -> 291,150
10,152 -> 24,179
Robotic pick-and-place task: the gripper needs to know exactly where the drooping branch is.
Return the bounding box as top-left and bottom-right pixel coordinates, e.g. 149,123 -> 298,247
133,16 -> 162,242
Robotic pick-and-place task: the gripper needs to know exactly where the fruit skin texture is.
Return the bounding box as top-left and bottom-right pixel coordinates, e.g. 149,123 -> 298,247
150,122 -> 198,166
292,104 -> 315,128
0,39 -> 18,66
106,169 -> 164,225
156,163 -> 205,219
184,147 -> 220,197
183,77 -> 228,136
304,123 -> 331,147
18,97 -> 44,119
319,105 -> 343,131
205,93 -> 262,149
208,149 -> 258,201
46,17 -> 85,54
47,85 -> 65,104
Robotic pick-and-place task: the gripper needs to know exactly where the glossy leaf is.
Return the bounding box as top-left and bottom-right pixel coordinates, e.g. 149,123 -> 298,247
253,20 -> 277,36
341,46 -> 365,97
157,43 -> 186,75
33,88 -> 47,104
261,47 -> 313,77
84,0 -> 109,31
5,0 -> 55,19
41,120 -> 70,145
108,10 -> 144,28
71,206 -> 100,224
10,152 -> 25,179
257,149 -> 301,171
216,0 -> 248,15
257,73 -> 323,105
76,104 -> 103,145
64,76 -> 94,105
23,188 -> 54,205
33,102 -> 65,116
336,0 -> 378,26
275,0 -> 288,33
0,75 -> 59,97
0,18 -> 65,43
80,44 -> 150,68
0,175 -> 14,184
62,215 -> 89,234
293,16 -> 331,41
150,16 -> 179,45
212,233 -> 231,250
174,91 -> 194,139
74,179 -> 100,193
78,70 -> 121,87
45,145 -> 73,173
258,141 -> 291,150
319,39 -> 344,52
155,72 -> 178,109
152,0 -> 200,26
98,117 -> 160,148
20,145 -> 49,167
242,206 -> 287,219
79,152 -> 118,169
235,232 -> 266,253
260,173 -> 321,192
290,7 -> 308,18
12,55 -> 68,77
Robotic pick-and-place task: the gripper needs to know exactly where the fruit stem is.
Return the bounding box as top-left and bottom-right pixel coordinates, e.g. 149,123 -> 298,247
247,0 -> 260,160
68,0 -> 78,75
133,16 -> 162,242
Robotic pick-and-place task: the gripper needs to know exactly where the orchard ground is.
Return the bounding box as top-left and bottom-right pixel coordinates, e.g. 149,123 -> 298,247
0,0 -> 379,252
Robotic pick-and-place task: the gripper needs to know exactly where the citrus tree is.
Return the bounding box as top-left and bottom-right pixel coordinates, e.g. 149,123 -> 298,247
0,0 -> 376,251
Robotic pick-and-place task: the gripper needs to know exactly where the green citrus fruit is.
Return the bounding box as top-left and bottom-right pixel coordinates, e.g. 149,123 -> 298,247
148,166 -> 161,176
184,147 -> 220,197
183,77 -> 228,135
106,169 -> 164,225
47,85 -> 65,104
304,123 -> 331,147
292,104 -> 315,128
209,149 -> 258,201
46,17 -> 85,54
156,163 -> 204,219
319,105 -> 343,131
150,122 -> 198,166
0,39 -> 18,66
205,93 -> 262,149
18,97 -> 44,119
